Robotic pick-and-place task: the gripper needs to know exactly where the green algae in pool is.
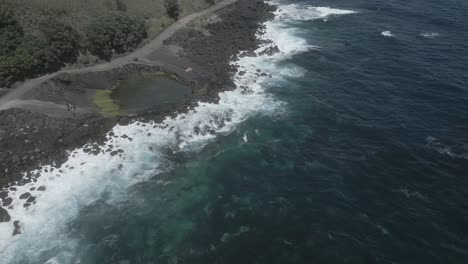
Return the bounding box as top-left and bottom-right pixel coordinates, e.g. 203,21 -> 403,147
94,74 -> 191,116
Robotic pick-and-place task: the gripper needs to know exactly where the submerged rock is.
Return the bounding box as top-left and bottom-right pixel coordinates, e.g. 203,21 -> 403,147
26,196 -> 36,203
2,197 -> 13,206
19,192 -> 31,199
0,207 -> 11,222
13,220 -> 21,235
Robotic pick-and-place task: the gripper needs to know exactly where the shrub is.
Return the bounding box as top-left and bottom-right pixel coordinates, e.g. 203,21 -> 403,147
164,0 -> 180,20
0,48 -> 35,86
85,12 -> 148,60
0,9 -> 24,56
20,34 -> 57,72
77,51 -> 99,65
38,18 -> 80,64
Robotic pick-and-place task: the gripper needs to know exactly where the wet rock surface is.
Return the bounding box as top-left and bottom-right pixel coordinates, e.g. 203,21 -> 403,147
0,207 -> 10,223
166,0 -> 275,101
0,108 -> 115,189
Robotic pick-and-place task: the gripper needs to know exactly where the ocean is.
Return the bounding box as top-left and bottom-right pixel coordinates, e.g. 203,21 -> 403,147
1,0 -> 468,263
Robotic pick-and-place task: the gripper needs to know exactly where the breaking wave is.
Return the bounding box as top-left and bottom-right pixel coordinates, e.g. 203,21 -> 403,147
0,2 -> 355,263
381,30 -> 394,37
271,2 -> 356,22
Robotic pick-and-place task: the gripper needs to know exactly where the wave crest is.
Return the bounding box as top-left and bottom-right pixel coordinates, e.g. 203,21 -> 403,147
268,1 -> 356,22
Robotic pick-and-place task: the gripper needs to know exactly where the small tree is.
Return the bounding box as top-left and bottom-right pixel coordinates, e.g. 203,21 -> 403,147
164,0 -> 180,20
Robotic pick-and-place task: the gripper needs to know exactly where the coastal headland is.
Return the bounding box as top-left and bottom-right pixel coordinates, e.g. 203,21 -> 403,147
0,0 -> 275,224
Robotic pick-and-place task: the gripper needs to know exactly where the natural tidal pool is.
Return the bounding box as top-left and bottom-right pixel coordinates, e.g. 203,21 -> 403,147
94,74 -> 191,116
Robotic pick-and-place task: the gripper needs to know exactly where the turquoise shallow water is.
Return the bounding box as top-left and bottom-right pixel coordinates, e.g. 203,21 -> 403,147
1,0 -> 468,263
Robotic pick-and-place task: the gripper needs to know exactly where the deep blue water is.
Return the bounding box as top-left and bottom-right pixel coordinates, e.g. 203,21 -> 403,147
3,0 -> 468,263
82,0 -> 468,263
176,0 -> 468,262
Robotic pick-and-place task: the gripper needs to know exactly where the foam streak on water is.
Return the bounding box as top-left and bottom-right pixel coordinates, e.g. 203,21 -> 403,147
381,30 -> 394,37
420,32 -> 440,39
0,2 -> 355,263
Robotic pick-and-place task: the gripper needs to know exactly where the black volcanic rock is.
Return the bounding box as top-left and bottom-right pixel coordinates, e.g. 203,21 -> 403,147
0,207 -> 10,223
19,192 -> 31,199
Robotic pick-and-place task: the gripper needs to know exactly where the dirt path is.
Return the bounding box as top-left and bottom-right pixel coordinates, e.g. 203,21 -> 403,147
0,0 -> 238,111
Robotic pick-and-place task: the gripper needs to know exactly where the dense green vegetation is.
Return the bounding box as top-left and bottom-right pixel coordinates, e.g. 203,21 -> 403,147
0,9 -> 23,56
0,0 -> 216,87
38,18 -> 81,64
0,11 -> 82,86
0,48 -> 34,84
0,9 -> 147,86
85,13 -> 147,60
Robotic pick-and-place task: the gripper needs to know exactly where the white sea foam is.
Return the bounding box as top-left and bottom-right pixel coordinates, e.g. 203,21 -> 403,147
420,32 -> 440,39
271,2 -> 356,22
381,30 -> 394,37
398,188 -> 430,202
0,2 -> 356,263
426,136 -> 468,160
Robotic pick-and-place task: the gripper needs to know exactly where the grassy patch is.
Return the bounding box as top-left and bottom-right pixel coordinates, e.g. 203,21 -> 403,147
93,89 -> 122,116
147,16 -> 174,38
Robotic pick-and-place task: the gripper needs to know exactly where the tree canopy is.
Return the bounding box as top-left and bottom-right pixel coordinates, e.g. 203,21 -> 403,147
0,16 -> 81,86
0,9 -> 150,87
38,18 -> 80,64
85,12 -> 147,60
0,9 -> 24,56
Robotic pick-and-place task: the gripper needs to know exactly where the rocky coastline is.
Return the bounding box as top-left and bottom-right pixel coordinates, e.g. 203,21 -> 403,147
0,0 -> 275,223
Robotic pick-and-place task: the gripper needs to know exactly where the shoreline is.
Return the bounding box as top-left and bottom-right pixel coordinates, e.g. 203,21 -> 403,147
0,0 -> 275,228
